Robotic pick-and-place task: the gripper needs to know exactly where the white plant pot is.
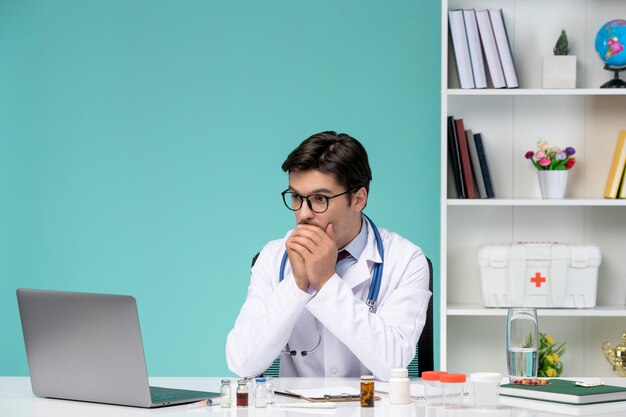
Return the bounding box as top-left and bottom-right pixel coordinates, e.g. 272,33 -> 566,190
543,56 -> 577,88
537,170 -> 568,199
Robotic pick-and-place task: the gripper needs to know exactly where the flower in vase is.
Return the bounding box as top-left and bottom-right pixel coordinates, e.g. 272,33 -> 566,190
525,140 -> 576,170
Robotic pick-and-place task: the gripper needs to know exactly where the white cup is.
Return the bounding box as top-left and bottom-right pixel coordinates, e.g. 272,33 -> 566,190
470,372 -> 501,409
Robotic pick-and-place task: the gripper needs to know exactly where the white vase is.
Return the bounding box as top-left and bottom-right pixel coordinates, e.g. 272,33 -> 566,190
537,170 -> 568,199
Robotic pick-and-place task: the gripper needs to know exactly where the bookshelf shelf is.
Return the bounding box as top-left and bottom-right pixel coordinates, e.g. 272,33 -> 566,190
447,304 -> 626,317
441,0 -> 626,378
448,88 -> 626,96
446,199 -> 626,207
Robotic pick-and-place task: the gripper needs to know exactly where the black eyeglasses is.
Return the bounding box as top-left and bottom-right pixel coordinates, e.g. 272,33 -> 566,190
281,188 -> 356,214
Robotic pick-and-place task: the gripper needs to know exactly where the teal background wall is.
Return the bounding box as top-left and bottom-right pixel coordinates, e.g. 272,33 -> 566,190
0,0 -> 440,376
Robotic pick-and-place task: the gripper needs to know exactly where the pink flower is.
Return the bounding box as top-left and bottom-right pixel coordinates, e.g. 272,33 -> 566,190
536,150 -> 545,159
540,157 -> 551,167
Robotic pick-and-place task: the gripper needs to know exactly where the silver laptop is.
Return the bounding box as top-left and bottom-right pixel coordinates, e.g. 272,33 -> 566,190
16,288 -> 220,408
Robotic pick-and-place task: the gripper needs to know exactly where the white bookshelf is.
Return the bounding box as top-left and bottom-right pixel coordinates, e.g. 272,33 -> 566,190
441,0 -> 626,378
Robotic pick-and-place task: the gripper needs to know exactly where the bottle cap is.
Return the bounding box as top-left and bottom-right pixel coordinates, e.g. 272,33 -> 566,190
237,378 -> 247,384
256,378 -> 266,383
361,375 -> 374,380
221,379 -> 231,384
440,373 -> 466,383
421,371 -> 448,381
391,368 -> 408,378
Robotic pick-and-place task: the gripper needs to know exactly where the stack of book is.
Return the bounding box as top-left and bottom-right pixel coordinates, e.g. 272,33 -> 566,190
604,130 -> 626,199
500,378 -> 626,415
448,8 -> 518,89
447,116 -> 495,199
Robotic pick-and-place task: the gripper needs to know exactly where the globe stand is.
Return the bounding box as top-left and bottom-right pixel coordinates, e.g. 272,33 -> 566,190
601,64 -> 626,88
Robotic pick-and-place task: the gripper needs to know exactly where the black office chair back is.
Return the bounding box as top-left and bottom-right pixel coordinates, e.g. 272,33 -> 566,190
408,256 -> 434,377
253,255 -> 434,378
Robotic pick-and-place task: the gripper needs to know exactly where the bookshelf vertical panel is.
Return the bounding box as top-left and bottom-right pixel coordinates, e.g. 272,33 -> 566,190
584,0 -> 626,89
512,207 -> 585,242
584,317 -> 626,375
585,96 -> 626,198
538,317 -> 588,377
585,207 -> 626,306
447,206 -> 513,305
448,316 -> 506,376
515,0 -> 587,89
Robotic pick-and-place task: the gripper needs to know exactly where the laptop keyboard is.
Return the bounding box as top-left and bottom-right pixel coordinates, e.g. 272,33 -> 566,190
150,386 -> 211,403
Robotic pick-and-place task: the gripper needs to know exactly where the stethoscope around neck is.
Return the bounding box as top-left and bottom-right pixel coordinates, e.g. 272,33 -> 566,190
278,213 -> 384,356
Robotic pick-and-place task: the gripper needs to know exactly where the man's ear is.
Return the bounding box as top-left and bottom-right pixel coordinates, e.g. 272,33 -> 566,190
353,187 -> 368,211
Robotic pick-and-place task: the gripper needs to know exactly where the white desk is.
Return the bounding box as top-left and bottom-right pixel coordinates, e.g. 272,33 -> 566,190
1,377 -> 625,417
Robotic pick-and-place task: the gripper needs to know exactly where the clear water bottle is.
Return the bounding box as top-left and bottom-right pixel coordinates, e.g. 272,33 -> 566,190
254,378 -> 268,408
506,308 -> 539,383
265,376 -> 275,405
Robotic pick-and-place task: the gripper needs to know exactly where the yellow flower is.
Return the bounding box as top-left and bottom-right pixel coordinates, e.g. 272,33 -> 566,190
546,355 -> 554,364
552,353 -> 559,362
546,368 -> 556,377
545,335 -> 553,344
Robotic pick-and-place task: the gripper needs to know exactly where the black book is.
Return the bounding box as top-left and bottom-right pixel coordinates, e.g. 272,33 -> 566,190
447,116 -> 466,198
473,132 -> 495,198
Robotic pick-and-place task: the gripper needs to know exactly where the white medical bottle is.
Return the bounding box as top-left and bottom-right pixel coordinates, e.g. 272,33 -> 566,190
254,378 -> 268,408
388,368 -> 410,404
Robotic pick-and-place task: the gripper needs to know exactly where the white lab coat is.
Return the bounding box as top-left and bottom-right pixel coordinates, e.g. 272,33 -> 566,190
225,217 -> 431,381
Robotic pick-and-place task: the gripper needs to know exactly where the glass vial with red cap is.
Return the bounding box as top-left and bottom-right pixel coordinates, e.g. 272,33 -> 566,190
441,373 -> 466,409
422,370 -> 447,406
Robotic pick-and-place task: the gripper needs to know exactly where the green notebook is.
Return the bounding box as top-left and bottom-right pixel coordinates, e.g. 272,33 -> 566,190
500,379 -> 626,405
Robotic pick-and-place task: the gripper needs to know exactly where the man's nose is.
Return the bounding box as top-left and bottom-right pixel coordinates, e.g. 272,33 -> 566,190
297,198 -> 315,222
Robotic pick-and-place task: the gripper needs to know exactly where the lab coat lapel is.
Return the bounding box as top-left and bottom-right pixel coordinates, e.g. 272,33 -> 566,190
341,219 -> 382,290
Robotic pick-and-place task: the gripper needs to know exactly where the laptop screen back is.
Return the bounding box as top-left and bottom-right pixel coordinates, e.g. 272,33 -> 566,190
17,289 -> 153,407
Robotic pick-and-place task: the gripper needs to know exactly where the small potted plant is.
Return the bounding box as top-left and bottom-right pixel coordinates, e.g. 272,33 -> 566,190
525,139 -> 576,198
543,30 -> 577,88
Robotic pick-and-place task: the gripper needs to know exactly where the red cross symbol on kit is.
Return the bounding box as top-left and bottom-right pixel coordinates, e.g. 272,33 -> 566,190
530,272 -> 547,288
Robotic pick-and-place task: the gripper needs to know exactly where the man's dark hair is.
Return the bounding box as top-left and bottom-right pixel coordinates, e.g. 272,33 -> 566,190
281,131 -> 373,198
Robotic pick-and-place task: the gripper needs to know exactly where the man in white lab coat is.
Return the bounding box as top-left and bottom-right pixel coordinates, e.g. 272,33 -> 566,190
226,131 -> 431,381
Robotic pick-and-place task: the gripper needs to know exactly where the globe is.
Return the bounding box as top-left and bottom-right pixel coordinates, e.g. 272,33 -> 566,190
595,19 -> 626,67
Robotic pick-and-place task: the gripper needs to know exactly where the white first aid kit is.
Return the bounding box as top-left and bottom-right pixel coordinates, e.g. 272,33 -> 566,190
477,243 -> 602,308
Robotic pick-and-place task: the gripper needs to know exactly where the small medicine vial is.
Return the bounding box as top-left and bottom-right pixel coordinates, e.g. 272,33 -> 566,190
254,378 -> 268,408
421,371 -> 447,406
388,368 -> 411,404
360,375 -> 375,407
236,378 -> 248,407
440,373 -> 466,409
265,376 -> 275,405
220,379 -> 231,408
470,372 -> 501,409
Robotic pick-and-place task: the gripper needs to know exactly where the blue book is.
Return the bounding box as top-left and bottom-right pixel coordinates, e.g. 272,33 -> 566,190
473,132 -> 495,198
